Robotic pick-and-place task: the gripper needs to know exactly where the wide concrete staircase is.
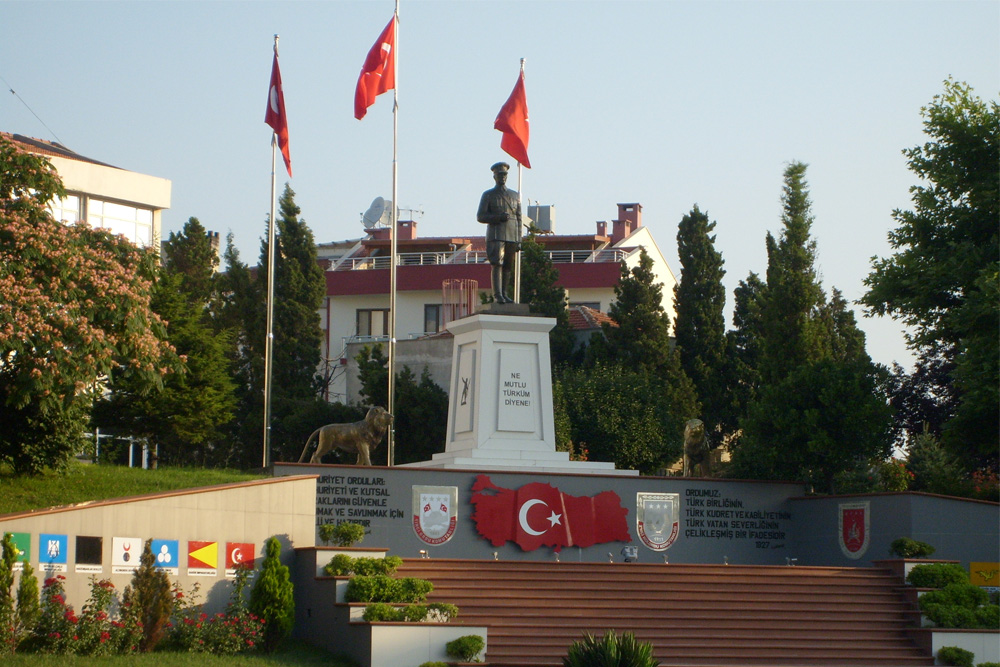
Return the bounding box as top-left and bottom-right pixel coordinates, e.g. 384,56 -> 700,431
396,559 -> 933,667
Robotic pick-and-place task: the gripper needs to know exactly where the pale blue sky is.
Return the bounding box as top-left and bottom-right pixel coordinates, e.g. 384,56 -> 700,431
3,1 -> 997,368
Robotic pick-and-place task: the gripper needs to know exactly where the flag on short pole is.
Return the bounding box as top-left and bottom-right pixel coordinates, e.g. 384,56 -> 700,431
355,15 -> 397,120
494,67 -> 530,168
265,51 -> 292,177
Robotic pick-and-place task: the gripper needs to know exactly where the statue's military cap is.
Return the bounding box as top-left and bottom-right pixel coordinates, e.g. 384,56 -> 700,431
490,161 -> 511,173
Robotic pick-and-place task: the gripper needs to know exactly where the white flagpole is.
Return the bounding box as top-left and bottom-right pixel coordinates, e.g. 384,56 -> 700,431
513,58 -> 525,304
263,34 -> 279,469
387,1 -> 399,466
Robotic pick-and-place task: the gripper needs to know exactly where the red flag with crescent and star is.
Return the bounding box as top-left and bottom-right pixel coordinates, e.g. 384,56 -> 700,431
494,68 -> 530,168
264,51 -> 292,177
225,542 -> 255,570
355,14 -> 397,120
470,474 -> 630,552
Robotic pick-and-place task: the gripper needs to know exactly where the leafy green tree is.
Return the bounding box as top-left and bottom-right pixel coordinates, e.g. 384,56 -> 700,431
519,231 -> 574,364
673,205 -> 733,440
94,218 -> 236,466
558,362 -> 696,473
0,135 -> 179,474
249,537 -> 295,653
862,79 -> 999,471
356,345 -> 448,465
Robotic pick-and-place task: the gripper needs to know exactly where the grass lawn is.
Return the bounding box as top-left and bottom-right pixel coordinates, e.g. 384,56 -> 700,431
0,462 -> 266,515
2,643 -> 358,666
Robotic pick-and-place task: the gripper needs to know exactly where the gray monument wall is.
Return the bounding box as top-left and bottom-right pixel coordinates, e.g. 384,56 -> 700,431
789,492 -> 999,568
276,463 -> 804,565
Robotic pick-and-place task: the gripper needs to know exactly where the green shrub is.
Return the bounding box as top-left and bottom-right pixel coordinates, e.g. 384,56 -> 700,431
352,555 -> 403,576
907,563 -> 969,588
938,646 -> 974,667
446,634 -> 485,662
890,537 -> 936,559
362,602 -> 403,622
346,575 -> 431,603
426,602 -> 459,622
249,537 -> 295,652
346,575 -> 398,603
399,577 -> 434,603
976,662 -> 1000,667
324,554 -> 355,577
319,522 -> 366,547
921,583 -> 998,629
122,540 -> 174,652
403,604 -> 428,622
563,630 -> 658,667
418,662 -> 448,667
975,604 -> 999,628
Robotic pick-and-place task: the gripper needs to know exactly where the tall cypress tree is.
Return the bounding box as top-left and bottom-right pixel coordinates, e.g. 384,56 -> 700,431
261,185 -> 326,397
730,163 -> 892,491
673,205 -> 732,439
727,272 -> 766,424
760,162 -> 826,383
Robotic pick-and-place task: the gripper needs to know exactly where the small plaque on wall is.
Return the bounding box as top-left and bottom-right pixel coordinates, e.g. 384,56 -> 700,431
497,346 -> 537,433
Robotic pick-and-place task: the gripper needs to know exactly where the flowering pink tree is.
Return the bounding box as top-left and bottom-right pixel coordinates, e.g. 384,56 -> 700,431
0,135 -> 179,473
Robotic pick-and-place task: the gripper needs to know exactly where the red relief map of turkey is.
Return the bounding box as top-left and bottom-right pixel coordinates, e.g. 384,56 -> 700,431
470,474 -> 632,552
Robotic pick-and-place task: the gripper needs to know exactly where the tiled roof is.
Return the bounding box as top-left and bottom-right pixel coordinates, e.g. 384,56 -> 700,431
568,305 -> 617,331
2,132 -> 119,169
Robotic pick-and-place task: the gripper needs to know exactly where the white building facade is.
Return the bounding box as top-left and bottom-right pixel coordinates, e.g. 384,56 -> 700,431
320,203 -> 677,403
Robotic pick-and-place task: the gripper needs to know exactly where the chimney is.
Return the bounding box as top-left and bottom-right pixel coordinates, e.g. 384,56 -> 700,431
398,220 -> 417,240
611,203 -> 642,243
596,221 -> 608,237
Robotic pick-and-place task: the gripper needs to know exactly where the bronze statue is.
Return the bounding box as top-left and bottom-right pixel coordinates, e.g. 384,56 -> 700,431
477,161 -> 522,303
683,418 -> 711,477
297,406 -> 393,466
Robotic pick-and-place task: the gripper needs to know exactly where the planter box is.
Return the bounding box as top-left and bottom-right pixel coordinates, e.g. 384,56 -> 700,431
908,628 -> 1000,665
366,623 -> 488,667
872,558 -> 961,582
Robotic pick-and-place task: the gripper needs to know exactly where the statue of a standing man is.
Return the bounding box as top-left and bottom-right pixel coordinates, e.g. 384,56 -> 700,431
477,161 -> 522,304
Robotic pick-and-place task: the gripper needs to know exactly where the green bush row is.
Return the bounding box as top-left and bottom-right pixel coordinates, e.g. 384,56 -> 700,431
345,575 -> 433,604
361,602 -> 458,623
907,563 -> 969,588
323,554 -> 403,578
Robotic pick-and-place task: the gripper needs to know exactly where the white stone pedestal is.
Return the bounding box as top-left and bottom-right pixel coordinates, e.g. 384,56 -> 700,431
403,313 -> 634,475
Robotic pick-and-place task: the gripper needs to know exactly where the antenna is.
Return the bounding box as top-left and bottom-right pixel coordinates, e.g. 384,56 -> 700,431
362,197 -> 386,229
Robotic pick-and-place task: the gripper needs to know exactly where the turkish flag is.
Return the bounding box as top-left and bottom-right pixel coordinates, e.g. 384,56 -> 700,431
264,52 -> 292,177
355,15 -> 397,120
225,542 -> 255,570
471,474 -> 630,552
494,69 -> 530,168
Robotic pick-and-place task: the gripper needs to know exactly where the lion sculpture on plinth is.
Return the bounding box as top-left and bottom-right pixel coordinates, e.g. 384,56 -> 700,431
683,418 -> 711,478
297,406 -> 393,466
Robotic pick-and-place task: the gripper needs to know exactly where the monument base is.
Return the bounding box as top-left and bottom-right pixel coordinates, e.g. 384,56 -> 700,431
400,311 -> 637,476
401,448 -> 634,475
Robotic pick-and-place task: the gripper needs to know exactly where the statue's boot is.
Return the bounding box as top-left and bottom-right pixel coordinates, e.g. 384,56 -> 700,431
492,266 -> 508,303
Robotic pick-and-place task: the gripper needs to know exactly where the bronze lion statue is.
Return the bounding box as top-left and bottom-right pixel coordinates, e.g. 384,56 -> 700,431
683,418 -> 711,477
297,406 -> 393,466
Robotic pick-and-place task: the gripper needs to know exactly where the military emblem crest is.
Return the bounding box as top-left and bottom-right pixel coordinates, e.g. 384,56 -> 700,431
636,492 -> 680,551
838,501 -> 870,559
412,485 -> 458,546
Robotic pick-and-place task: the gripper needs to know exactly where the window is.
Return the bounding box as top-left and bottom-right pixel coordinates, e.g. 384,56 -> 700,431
424,304 -> 443,334
87,199 -> 154,247
356,309 -> 390,338
48,194 -> 81,224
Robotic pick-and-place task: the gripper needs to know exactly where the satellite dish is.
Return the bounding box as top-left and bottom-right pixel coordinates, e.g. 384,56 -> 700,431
363,197 -> 386,229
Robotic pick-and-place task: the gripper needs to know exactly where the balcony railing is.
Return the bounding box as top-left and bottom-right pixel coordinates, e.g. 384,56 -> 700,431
332,248 -> 631,271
